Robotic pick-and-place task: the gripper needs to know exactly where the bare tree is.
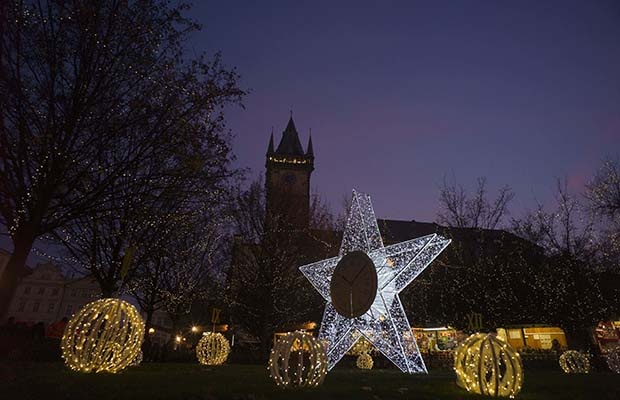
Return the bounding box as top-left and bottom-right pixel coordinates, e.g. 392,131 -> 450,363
437,176 -> 514,229
0,0 -> 243,316
226,177 -> 336,357
512,179 -> 596,259
586,158 -> 620,222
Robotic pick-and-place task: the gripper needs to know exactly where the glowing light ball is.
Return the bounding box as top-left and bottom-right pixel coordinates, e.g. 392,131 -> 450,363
61,298 -> 145,373
348,336 -> 373,356
356,353 -> 374,369
454,333 -> 523,398
130,349 -> 143,367
606,346 -> 620,374
559,350 -> 590,373
196,332 -> 230,365
269,331 -> 327,388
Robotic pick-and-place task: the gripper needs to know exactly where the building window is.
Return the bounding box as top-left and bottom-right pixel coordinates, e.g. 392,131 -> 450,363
38,287 -> 45,295
48,302 -> 55,313
18,301 -> 26,312
52,287 -> 59,296
33,301 -> 40,312
24,286 -> 31,294
65,304 -> 73,315
71,289 -> 77,297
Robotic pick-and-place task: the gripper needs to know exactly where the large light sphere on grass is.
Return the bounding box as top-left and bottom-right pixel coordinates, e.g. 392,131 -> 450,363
454,333 -> 523,398
269,331 -> 327,388
61,298 -> 145,373
196,332 -> 230,365
606,346 -> 620,374
559,350 -> 590,373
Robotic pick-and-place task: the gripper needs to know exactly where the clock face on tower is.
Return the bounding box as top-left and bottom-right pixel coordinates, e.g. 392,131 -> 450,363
329,251 -> 378,318
282,172 -> 297,186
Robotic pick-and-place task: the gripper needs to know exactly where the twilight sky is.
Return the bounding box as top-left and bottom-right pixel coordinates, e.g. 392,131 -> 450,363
189,0 -> 620,223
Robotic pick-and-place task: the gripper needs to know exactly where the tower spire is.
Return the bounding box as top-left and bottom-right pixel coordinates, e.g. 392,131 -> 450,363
306,129 -> 314,157
266,127 -> 275,155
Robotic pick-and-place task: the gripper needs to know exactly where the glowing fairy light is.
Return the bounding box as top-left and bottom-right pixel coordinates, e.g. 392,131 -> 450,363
269,331 -> 327,388
299,190 -> 450,373
196,332 -> 230,365
454,333 -> 523,398
61,299 -> 144,373
559,350 -> 590,373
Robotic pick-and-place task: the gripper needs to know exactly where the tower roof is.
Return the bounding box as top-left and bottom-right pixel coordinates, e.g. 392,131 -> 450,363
275,116 -> 305,156
306,134 -> 314,157
266,130 -> 275,155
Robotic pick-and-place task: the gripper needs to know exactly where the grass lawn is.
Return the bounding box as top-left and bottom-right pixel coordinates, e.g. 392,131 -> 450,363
1,362 -> 619,400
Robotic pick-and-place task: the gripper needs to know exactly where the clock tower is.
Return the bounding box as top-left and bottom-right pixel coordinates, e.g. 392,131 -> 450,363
265,115 -> 314,231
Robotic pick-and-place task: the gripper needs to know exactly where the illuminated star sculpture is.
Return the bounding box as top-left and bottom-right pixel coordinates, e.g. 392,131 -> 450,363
300,190 -> 451,373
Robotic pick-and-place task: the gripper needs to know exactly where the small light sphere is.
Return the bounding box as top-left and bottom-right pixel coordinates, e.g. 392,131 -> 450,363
454,333 -> 523,398
269,331 -> 327,388
606,346 -> 620,374
356,353 -> 374,370
61,298 -> 145,373
196,332 -> 230,365
559,350 -> 590,373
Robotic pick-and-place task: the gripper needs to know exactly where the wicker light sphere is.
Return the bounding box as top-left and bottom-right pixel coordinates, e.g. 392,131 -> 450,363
356,352 -> 374,369
454,333 -> 523,398
130,349 -> 143,367
61,298 -> 145,373
606,346 -> 620,374
196,332 -> 230,365
559,350 -> 590,373
269,331 -> 327,388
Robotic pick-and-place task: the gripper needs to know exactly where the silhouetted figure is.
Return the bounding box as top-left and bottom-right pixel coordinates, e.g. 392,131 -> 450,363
32,322 -> 46,339
551,339 -> 561,353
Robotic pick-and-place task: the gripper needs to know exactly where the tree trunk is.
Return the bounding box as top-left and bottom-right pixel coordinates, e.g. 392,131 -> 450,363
0,230 -> 35,320
142,308 -> 155,360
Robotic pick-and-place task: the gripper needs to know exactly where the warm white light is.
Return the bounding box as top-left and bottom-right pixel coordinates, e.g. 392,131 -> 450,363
196,332 -> 230,365
454,333 -> 523,397
299,189 -> 450,373
148,327 -> 155,334
559,350 -> 590,373
269,331 -> 327,388
191,326 -> 199,333
61,298 -> 144,373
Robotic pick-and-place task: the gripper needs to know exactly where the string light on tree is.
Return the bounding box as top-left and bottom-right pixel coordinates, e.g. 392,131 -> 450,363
269,331 -> 327,388
559,350 -> 590,373
61,299 -> 144,373
196,332 -> 230,365
453,333 -> 523,398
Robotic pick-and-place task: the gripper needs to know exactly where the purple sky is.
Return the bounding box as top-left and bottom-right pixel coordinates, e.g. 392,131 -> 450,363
2,1 -> 619,265
190,0 -> 620,222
